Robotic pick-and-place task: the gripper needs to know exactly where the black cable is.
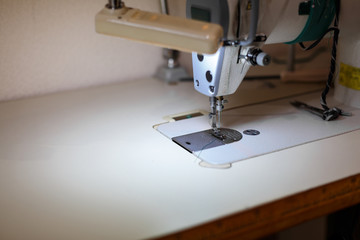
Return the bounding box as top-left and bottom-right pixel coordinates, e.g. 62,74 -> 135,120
236,0 -> 241,39
292,0 -> 350,120
298,27 -> 338,51
321,27 -> 339,110
320,0 -> 340,111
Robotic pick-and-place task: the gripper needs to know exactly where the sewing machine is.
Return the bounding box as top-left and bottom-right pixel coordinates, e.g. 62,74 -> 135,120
95,0 -> 360,164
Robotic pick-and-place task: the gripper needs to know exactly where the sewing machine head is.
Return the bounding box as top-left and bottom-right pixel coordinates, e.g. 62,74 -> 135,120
186,0 -> 270,99
186,0 -> 272,131
96,0 -> 360,130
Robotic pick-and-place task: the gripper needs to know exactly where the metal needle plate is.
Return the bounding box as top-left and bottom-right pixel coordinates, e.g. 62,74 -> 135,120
172,128 -> 242,153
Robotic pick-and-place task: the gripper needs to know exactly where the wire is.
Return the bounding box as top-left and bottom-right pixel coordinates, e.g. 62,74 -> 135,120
296,0 -> 348,118
321,28 -> 339,110
298,27 -> 338,51
195,139 -> 217,161
320,0 -> 340,111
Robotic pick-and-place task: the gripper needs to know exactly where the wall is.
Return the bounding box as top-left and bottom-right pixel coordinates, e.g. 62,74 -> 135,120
0,0 -> 163,101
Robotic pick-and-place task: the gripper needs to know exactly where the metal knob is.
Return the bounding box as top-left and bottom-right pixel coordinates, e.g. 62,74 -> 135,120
246,48 -> 271,66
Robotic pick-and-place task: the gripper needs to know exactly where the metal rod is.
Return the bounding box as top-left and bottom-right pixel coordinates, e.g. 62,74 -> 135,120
239,0 -> 259,46
287,44 -> 296,71
160,0 -> 169,14
209,97 -> 218,131
216,96 -> 224,129
209,97 -> 227,132
159,0 -> 179,69
107,0 -> 123,9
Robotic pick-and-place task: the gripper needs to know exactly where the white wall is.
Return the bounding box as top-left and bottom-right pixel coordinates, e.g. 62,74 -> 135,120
0,0 -> 164,101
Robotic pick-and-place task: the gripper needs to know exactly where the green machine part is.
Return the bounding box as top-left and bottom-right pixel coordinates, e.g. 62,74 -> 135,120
286,0 -> 336,44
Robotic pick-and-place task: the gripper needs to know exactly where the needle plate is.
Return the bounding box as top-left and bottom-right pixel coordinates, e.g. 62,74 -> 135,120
172,128 -> 242,153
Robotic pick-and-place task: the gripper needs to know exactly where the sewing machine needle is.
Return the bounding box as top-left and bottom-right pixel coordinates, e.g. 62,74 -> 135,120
209,96 -> 227,133
209,97 -> 218,132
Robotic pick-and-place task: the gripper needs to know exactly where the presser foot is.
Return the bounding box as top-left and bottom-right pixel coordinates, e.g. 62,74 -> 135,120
209,96 -> 228,132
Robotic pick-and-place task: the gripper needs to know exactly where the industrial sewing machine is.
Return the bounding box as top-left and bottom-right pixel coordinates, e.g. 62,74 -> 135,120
96,0 -> 360,165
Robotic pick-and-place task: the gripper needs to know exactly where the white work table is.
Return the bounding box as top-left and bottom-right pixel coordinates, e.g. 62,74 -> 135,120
0,78 -> 359,240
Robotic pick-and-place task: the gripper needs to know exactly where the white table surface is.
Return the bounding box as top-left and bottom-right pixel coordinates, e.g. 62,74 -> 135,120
0,78 -> 359,240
